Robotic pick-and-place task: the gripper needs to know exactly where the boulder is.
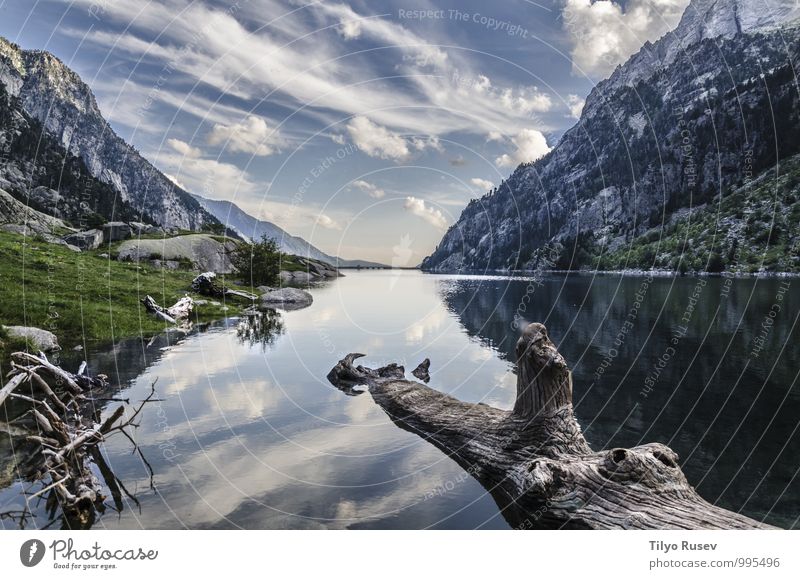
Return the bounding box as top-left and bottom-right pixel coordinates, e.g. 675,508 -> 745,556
288,271 -> 314,284
128,222 -> 149,235
63,229 -> 103,250
102,221 -> 132,242
116,234 -> 236,272
260,287 -> 313,311
2,326 -> 60,352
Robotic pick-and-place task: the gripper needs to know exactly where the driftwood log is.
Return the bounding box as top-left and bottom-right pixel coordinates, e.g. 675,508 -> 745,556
191,272 -> 257,302
1,352 -> 155,528
328,322 -> 775,530
141,295 -> 194,324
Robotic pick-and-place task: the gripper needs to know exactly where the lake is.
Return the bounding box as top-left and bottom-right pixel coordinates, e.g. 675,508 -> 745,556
1,270 -> 798,529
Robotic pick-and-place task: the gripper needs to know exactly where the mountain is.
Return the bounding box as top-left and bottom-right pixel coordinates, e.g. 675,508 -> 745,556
422,0 -> 800,274
193,194 -> 387,268
0,36 -> 217,230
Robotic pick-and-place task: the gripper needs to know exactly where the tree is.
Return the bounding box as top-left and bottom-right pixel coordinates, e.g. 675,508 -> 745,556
707,252 -> 725,273
229,235 -> 281,286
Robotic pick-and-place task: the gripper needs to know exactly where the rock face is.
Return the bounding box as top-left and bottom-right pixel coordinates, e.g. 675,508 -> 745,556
116,234 -> 236,272
3,326 -> 60,352
0,36 -> 220,231
63,228 -> 103,250
279,257 -> 342,286
260,287 -> 313,311
0,188 -> 69,234
422,0 -> 800,273
102,222 -> 131,242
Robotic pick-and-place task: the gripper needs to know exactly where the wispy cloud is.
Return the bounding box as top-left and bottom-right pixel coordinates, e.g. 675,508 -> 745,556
351,179 -> 385,199
67,0 -> 555,139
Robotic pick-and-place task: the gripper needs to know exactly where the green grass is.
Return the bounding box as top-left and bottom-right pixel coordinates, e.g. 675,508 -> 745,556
0,230 -> 234,353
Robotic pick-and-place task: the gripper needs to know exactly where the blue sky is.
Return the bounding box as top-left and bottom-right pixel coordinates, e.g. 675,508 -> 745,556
0,0 -> 688,263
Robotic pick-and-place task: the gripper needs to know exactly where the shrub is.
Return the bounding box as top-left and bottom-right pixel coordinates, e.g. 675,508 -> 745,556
229,235 -> 281,286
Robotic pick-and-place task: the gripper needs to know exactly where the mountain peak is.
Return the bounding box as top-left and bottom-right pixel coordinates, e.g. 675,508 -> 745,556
585,0 -> 800,113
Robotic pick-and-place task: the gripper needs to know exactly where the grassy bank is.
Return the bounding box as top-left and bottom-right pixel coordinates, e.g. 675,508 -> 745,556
0,230 -> 232,356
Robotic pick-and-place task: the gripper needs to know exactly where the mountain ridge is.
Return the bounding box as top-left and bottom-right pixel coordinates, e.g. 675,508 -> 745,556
192,194 -> 388,268
422,0 -> 800,274
0,36 -> 217,231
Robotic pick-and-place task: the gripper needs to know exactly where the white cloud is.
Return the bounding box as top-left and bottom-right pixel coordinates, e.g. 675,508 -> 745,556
152,149 -> 260,197
346,116 -> 410,161
563,0 -> 689,76
487,131 -> 504,142
167,138 -> 202,158
338,18 -> 362,40
72,0 -> 556,139
330,133 -> 346,145
207,115 -> 279,156
351,180 -> 385,199
404,197 -> 447,230
470,178 -> 494,191
567,94 -> 585,119
315,214 -> 343,230
495,129 -> 551,168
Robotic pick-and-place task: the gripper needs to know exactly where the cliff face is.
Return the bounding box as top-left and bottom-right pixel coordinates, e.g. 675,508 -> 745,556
0,36 -> 217,230
422,0 -> 800,273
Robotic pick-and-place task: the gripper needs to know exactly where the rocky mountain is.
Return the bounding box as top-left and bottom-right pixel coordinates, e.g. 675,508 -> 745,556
193,194 -> 387,268
0,36 -> 217,231
422,0 -> 800,273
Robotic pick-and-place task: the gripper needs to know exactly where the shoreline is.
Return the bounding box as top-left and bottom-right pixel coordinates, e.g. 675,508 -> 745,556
418,268 -> 800,279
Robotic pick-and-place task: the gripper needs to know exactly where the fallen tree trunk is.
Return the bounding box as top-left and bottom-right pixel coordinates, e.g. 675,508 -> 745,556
328,322 -> 775,530
191,272 -> 257,301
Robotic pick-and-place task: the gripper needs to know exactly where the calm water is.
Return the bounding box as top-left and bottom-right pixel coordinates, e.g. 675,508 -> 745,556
1,270 -> 798,529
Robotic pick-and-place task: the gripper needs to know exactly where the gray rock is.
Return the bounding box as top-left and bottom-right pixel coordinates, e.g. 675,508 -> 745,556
3,326 -> 60,352
151,259 -> 180,270
288,271 -> 313,284
260,287 -> 313,311
102,221 -> 132,242
256,285 -> 273,294
0,189 -> 69,234
116,234 -> 236,272
128,222 -> 149,235
63,229 -> 103,250
65,244 -> 81,252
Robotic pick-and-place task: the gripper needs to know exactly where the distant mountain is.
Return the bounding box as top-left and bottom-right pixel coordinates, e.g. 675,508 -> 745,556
193,194 -> 387,268
422,0 -> 800,274
0,36 -> 218,230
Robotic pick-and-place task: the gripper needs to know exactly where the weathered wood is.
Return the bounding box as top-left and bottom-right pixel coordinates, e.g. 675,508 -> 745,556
0,372 -> 27,408
5,355 -> 156,528
192,271 -> 257,301
329,322 -> 775,530
141,295 -> 177,324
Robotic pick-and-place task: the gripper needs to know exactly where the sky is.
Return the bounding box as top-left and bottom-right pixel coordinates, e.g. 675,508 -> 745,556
0,0 -> 689,264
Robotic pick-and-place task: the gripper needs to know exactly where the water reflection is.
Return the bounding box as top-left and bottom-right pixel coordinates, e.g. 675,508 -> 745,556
236,310 -> 284,350
439,274 -> 800,529
0,271 -> 796,529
